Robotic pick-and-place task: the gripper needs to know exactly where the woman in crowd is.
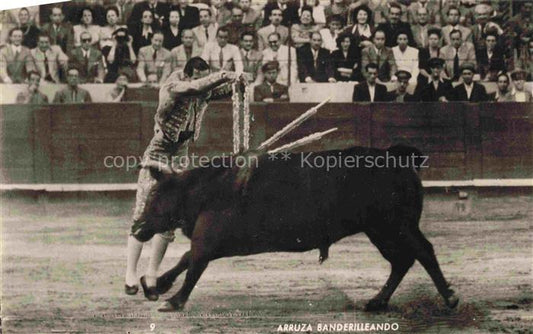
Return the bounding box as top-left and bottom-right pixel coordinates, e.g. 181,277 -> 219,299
344,5 -> 373,50
99,7 -> 126,49
73,7 -> 100,47
324,0 -> 349,25
300,0 -> 326,27
331,32 -> 361,81
291,8 -> 320,48
128,9 -> 156,54
320,14 -> 344,52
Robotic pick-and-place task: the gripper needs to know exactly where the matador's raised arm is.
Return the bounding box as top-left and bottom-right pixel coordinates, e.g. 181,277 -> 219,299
162,71 -> 237,97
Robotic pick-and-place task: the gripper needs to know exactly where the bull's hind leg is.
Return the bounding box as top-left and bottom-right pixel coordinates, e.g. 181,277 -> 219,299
156,250 -> 191,294
365,230 -> 415,311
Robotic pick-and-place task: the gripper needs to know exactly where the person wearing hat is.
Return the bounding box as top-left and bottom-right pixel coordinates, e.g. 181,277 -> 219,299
254,61 -> 289,102
418,57 -> 454,102
388,70 -> 418,102
510,69 -> 532,102
488,72 -> 513,102
450,62 -> 488,102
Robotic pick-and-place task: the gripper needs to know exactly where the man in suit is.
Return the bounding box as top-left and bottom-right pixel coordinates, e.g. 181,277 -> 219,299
0,28 -> 35,83
201,27 -> 243,73
361,30 -> 397,83
470,4 -> 503,52
441,6 -> 473,45
488,72 -> 513,102
254,60 -> 288,102
240,31 -> 262,83
239,0 -> 262,31
137,32 -> 171,84
440,29 -> 477,81
171,0 -> 200,30
410,7 -> 436,49
53,67 -> 93,103
407,0 -> 440,25
112,0 -> 135,25
40,6 -> 74,54
192,9 -> 218,50
30,33 -> 68,84
263,0 -> 299,27
209,0 -> 232,27
376,2 -> 414,48
260,31 -> 297,86
16,71 -> 49,104
353,63 -> 388,102
476,31 -> 505,82
387,70 -> 418,101
69,32 -> 105,83
257,9 -> 289,51
128,0 -> 169,28
418,57 -> 454,101
223,6 -> 250,46
296,32 -> 335,83
450,62 -> 488,102
171,29 -> 202,73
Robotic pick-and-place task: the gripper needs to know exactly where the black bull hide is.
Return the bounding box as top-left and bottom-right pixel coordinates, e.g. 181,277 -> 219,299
143,145 -> 459,312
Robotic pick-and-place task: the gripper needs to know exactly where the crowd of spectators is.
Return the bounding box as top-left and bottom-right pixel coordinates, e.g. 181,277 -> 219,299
0,0 -> 532,104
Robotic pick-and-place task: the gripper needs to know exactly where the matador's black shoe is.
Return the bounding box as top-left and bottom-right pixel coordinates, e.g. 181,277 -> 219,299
124,284 -> 139,295
140,275 -> 159,301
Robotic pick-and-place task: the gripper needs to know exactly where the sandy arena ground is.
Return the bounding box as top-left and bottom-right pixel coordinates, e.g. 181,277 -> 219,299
1,190 -> 531,334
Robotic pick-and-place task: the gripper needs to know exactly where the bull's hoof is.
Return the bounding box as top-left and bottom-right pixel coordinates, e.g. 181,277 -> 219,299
156,276 -> 174,295
365,299 -> 388,312
140,276 -> 159,301
445,293 -> 460,309
157,300 -> 184,312
124,284 -> 139,295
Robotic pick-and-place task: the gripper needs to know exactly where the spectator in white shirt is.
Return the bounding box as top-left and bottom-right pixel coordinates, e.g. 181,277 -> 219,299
73,8 -> 101,48
201,26 -> 243,73
260,31 -> 297,86
392,30 -> 419,84
320,14 -> 344,52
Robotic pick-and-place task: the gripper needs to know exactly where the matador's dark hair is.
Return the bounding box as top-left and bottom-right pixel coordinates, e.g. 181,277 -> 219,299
184,57 -> 210,77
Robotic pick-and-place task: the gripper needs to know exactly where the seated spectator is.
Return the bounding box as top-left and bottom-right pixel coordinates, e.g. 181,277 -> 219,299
450,62 -> 488,102
511,69 -> 532,102
300,0 -> 326,27
476,31 -> 505,82
102,27 -> 137,83
471,3 -> 503,51
441,0 -> 474,28
201,27 -> 243,72
128,0 -> 169,28
418,28 -> 442,83
171,29 -> 202,73
387,70 -> 418,101
240,31 -> 262,83
73,8 -> 100,48
69,32 -> 105,83
508,2 -> 533,59
16,71 -> 48,104
129,10 -> 157,54
257,9 -> 289,51
352,63 -> 388,102
63,0 -> 107,27
407,0 -> 439,25
18,7 -> 41,49
162,10 -> 183,50
40,6 -> 74,54
344,5 -> 373,51
144,72 -> 160,87
411,7 -> 437,49
53,68 -> 92,103
99,7 -> 127,49
224,6 -> 249,45
516,39 -> 533,81
297,32 -> 335,83
210,0 -> 232,27
418,57 -> 453,102
361,29 -> 397,83
105,72 -> 130,102
372,0 -> 409,26
320,15 -> 343,52
0,28 -> 35,83
112,0 -> 135,26
441,6 -> 473,46
192,9 -> 218,50
291,8 -> 320,48
376,2 -> 414,48
489,72 -> 513,102
440,29 -> 476,81
254,61 -> 289,102
240,0 -> 262,31
392,30 -> 419,85
171,0 -> 200,30
324,0 -> 348,26
31,33 -> 68,84
137,32 -> 171,84
263,0 -> 300,28
331,33 -> 360,81
260,32 -> 298,86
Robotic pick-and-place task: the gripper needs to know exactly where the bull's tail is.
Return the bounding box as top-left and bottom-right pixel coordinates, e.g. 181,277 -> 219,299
387,144 -> 425,172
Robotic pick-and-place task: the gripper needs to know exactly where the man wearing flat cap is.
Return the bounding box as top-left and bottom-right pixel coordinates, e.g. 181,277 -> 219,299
450,62 -> 488,102
418,57 -> 454,102
510,69 -> 532,102
388,70 -> 418,102
254,61 -> 289,102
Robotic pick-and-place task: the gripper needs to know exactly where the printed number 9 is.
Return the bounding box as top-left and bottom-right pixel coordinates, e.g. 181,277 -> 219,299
150,323 -> 156,331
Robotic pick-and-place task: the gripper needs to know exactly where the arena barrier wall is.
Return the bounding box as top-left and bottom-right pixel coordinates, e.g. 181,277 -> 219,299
0,102 -> 531,185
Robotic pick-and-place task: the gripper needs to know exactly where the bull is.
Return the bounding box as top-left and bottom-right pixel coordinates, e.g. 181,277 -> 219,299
140,145 -> 459,312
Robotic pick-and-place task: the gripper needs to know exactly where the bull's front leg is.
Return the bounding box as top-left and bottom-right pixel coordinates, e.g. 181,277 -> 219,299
156,250 -> 191,295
